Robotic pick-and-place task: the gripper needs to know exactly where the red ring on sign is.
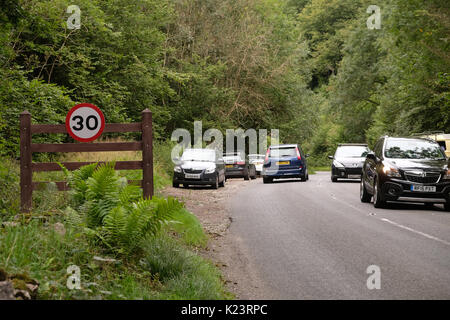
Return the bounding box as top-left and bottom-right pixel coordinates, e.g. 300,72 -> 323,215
65,103 -> 105,142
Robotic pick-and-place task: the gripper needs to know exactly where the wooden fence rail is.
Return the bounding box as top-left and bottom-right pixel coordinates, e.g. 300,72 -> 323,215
20,109 -> 153,212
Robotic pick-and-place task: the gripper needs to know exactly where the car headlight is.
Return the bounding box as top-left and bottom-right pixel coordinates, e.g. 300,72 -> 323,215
382,163 -> 401,178
205,167 -> 215,174
443,168 -> 450,180
174,166 -> 182,173
333,160 -> 344,168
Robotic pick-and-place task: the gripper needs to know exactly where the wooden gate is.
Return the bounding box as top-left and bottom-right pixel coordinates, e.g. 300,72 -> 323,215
20,109 -> 153,212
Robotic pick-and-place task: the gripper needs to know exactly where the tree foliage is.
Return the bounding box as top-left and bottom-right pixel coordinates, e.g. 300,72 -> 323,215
0,0 -> 448,163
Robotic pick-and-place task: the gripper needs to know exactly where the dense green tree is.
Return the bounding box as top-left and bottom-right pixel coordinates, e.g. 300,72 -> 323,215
0,0 -> 448,162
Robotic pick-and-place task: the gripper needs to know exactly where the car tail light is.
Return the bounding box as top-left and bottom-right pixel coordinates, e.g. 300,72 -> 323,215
264,149 -> 270,163
296,147 -> 302,160
237,161 -> 245,165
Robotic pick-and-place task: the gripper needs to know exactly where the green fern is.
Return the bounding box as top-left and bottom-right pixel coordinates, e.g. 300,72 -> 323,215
61,163 -> 183,254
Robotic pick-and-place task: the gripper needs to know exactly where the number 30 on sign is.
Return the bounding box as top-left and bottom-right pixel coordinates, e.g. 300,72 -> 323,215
66,103 -> 105,142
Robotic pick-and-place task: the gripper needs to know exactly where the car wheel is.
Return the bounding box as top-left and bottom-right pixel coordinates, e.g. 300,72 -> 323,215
424,202 -> 434,209
219,175 -> 225,187
444,201 -> 450,212
263,177 -> 272,184
244,169 -> 250,180
173,181 -> 179,188
331,176 -> 338,182
212,175 -> 219,189
360,178 -> 371,203
373,177 -> 386,208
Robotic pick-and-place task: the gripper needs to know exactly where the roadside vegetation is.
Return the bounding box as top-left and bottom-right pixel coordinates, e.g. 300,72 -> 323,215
0,154 -> 229,299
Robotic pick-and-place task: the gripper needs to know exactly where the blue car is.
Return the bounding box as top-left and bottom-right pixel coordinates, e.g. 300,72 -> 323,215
262,144 -> 309,183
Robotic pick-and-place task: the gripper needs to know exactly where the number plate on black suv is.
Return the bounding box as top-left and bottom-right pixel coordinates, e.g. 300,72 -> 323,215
410,185 -> 436,192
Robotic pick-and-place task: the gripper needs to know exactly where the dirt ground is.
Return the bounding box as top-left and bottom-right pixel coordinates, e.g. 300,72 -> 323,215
161,178 -> 270,299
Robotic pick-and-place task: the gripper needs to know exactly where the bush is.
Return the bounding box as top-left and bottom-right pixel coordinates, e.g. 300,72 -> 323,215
142,234 -> 228,300
0,157 -> 20,219
0,69 -> 74,158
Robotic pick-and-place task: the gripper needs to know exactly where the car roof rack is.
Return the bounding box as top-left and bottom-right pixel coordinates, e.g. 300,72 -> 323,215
270,144 -> 297,148
337,143 -> 368,146
411,130 -> 444,137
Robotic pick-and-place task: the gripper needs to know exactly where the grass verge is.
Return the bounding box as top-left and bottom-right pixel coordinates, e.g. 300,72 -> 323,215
0,149 -> 230,300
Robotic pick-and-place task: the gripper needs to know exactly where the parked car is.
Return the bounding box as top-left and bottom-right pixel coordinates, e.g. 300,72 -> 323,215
223,151 -> 256,180
328,144 -> 370,182
416,132 -> 450,158
360,136 -> 450,211
173,148 -> 225,189
248,154 -> 265,175
262,144 -> 309,183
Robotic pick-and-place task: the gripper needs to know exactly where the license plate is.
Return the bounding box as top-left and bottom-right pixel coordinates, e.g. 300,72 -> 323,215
410,185 -> 436,192
185,173 -> 201,179
276,161 -> 290,165
348,174 -> 361,179
226,164 -> 233,168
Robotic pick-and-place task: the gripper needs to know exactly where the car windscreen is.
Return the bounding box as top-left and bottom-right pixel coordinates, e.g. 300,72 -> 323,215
335,146 -> 369,158
384,139 -> 446,160
223,156 -> 241,162
269,147 -> 296,158
181,149 -> 216,162
249,155 -> 264,162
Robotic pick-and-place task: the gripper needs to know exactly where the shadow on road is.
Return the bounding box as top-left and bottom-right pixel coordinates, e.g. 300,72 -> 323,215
270,179 -> 304,184
179,185 -> 216,190
382,201 -> 449,213
332,179 -> 361,183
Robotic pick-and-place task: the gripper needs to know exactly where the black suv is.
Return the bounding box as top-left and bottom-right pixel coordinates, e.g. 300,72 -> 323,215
360,136 -> 450,210
329,144 -> 370,182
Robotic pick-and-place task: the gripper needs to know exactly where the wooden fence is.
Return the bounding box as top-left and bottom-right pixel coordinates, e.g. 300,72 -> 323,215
20,109 -> 153,212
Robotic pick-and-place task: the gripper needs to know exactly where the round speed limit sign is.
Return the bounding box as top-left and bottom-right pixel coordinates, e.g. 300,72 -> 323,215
65,103 -> 105,142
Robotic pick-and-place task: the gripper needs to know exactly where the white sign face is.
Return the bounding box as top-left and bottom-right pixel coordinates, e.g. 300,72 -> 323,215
66,103 -> 105,142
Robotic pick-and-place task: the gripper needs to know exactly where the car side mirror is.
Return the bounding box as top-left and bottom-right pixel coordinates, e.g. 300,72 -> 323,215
366,152 -> 376,160
327,155 -> 334,160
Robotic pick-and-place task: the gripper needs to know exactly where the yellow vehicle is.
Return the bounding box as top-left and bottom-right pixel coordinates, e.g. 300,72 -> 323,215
415,132 -> 450,158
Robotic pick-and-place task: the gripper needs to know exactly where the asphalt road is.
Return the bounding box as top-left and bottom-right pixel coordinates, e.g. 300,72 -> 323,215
229,172 -> 450,299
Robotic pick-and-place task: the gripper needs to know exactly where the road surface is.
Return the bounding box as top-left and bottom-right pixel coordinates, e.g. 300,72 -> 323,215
229,172 -> 450,299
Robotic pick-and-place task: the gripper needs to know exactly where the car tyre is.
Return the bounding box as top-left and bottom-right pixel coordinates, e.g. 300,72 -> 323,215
444,201 -> 450,212
219,175 -> 225,187
263,177 -> 272,184
424,202 -> 434,209
244,169 -> 250,181
212,175 -> 219,189
360,178 -> 371,203
251,170 -> 257,179
373,177 -> 386,208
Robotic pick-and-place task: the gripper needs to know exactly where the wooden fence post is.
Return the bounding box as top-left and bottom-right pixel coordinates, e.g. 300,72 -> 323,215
20,110 -> 32,212
142,109 -> 153,199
